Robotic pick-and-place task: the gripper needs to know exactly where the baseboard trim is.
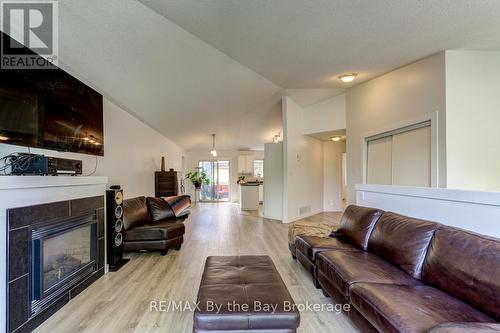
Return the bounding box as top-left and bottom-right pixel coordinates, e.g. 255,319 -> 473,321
285,208 -> 324,223
263,214 -> 282,221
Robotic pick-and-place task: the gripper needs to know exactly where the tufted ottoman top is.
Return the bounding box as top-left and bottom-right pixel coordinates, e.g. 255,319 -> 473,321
194,256 -> 300,332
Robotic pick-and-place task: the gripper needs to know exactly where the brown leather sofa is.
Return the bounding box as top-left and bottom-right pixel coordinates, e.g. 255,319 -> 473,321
123,196 -> 189,255
292,205 -> 500,333
294,205 -> 383,288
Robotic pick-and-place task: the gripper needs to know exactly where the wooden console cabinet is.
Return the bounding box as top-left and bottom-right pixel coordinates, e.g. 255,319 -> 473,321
155,170 -> 178,197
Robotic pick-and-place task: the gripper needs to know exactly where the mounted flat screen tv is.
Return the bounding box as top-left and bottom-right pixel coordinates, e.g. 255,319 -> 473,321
0,33 -> 104,156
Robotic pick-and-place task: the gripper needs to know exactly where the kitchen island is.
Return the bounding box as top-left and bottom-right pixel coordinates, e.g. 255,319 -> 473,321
239,183 -> 261,210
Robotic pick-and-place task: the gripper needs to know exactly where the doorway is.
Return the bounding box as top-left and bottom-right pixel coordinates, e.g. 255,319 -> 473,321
198,160 -> 230,201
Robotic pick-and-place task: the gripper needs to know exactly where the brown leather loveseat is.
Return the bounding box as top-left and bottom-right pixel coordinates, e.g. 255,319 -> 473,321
292,205 -> 500,333
123,196 -> 190,255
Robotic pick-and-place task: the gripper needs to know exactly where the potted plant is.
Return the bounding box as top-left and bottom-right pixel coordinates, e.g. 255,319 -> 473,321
185,168 -> 210,189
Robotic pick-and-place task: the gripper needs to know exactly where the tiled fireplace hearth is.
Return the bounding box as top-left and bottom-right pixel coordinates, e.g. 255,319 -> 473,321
0,176 -> 108,333
7,196 -> 105,333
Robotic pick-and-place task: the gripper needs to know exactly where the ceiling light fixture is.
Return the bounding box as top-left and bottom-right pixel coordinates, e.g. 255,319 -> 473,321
0,135 -> 9,141
330,135 -> 345,142
273,133 -> 281,143
210,134 -> 217,157
338,73 -> 358,83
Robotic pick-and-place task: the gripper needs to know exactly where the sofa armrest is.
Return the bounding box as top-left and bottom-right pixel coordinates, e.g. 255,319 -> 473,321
427,322 -> 500,333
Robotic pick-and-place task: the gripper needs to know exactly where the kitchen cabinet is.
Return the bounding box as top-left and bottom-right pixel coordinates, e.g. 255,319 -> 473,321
238,155 -> 254,174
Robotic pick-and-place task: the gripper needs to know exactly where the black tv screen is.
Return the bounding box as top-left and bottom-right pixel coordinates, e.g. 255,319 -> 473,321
0,34 -> 104,156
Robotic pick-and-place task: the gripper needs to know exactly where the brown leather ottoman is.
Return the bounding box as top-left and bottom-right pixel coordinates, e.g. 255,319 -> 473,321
194,256 -> 300,333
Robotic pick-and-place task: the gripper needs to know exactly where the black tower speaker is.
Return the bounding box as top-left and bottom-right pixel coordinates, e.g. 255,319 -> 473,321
106,187 -> 129,271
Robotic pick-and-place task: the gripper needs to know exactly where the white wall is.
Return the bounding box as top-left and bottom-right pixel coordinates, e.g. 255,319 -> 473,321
184,150 -> 264,202
445,50 -> 500,191
346,52 -> 447,203
356,184 -> 500,240
283,96 -> 324,222
323,140 -> 346,211
302,94 -> 346,135
263,142 -> 284,220
0,98 -> 184,198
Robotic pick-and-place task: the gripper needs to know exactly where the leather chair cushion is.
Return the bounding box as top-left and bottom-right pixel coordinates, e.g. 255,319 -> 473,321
294,235 -> 360,262
123,236 -> 183,252
316,251 -> 420,298
427,322 -> 500,333
147,197 -> 175,221
350,283 -> 494,333
194,256 -> 300,331
124,220 -> 185,241
422,226 -> 500,321
123,196 -> 151,229
162,195 -> 191,217
336,205 -> 383,250
368,212 -> 438,279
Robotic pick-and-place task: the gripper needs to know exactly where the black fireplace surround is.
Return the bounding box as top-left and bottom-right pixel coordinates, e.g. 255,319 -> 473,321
7,196 -> 105,333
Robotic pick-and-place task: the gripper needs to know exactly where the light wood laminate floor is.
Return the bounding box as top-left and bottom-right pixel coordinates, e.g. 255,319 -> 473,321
35,203 -> 359,333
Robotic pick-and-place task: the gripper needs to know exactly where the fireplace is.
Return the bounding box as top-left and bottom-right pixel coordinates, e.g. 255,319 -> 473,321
6,196 -> 105,333
31,215 -> 98,315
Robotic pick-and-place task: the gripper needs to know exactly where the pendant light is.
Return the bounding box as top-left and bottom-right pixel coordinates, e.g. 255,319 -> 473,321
210,134 -> 217,157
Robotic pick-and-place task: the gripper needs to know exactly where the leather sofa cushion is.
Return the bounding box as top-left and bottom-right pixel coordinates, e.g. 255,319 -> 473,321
422,226 -> 500,321
124,220 -> 185,241
316,251 -> 420,298
336,205 -> 383,250
195,256 -> 300,331
147,197 -> 175,221
427,322 -> 500,333
123,196 -> 151,229
368,212 -> 438,279
350,283 -> 494,333
294,235 -> 360,262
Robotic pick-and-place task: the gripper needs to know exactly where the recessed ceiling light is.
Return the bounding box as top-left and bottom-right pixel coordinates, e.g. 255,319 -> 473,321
338,73 -> 358,83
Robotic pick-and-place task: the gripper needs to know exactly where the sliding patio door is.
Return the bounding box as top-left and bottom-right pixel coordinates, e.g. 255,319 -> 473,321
198,160 -> 230,201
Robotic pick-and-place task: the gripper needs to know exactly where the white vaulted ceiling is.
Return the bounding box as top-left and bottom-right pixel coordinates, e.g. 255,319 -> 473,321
54,0 -> 500,151
57,0 -> 284,151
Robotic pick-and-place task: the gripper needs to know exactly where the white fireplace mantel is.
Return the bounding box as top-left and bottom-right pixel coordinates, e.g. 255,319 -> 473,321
0,175 -> 109,190
0,175 -> 108,331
